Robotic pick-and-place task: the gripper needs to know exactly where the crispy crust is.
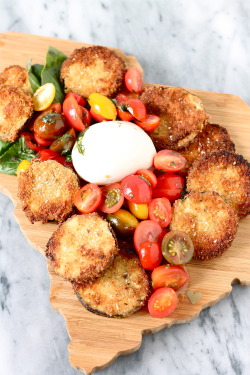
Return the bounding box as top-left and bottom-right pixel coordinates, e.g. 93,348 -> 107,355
170,191 -> 239,260
60,46 -> 125,98
46,213 -> 118,283
179,123 -> 235,172
18,160 -> 80,223
140,86 -> 209,150
0,65 -> 32,93
187,151 -> 250,218
72,247 -> 150,318
0,85 -> 33,142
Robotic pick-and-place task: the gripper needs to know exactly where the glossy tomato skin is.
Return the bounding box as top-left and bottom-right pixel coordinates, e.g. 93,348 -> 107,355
134,114 -> 160,132
88,93 -> 117,120
74,183 -> 102,214
148,197 -> 172,228
153,173 -> 185,203
121,175 -> 152,204
128,201 -> 148,220
63,95 -> 86,131
34,133 -> 53,146
126,98 -> 147,122
161,230 -> 194,265
124,67 -> 143,94
148,287 -> 178,318
117,107 -> 134,121
154,150 -> 186,173
151,264 -> 189,290
50,128 -> 76,155
36,149 -> 60,161
107,208 -> 138,237
136,169 -> 157,188
34,111 -> 68,140
99,183 -> 124,214
90,108 -> 107,122
20,132 -> 45,153
133,219 -> 165,253
65,92 -> 86,107
138,241 -> 162,270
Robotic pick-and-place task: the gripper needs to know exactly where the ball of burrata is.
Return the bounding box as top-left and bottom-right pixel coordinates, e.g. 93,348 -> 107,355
72,121 -> 157,185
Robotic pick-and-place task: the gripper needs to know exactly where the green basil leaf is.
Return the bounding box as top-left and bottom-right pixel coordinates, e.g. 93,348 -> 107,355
45,46 -> 67,68
41,65 -> 65,103
28,71 -> 41,93
0,139 -> 12,157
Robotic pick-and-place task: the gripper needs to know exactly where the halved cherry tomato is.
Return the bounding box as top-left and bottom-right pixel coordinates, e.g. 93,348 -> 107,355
88,93 -> 117,120
36,149 -> 60,161
47,102 -> 62,113
115,94 -> 134,121
117,107 -> 134,121
99,183 -> 124,213
121,175 -> 152,204
136,169 -> 157,188
63,95 -> 86,131
126,98 -> 147,122
151,264 -> 189,291
115,94 -> 129,106
90,108 -> 108,122
154,150 -> 186,172
124,67 -> 143,94
128,201 -> 148,220
138,241 -> 162,270
33,83 -> 56,111
134,220 -> 165,253
34,112 -> 68,140
148,287 -> 178,318
20,132 -> 45,152
74,183 -> 102,214
53,155 -> 73,168
148,198 -> 172,228
134,114 -> 160,132
79,106 -> 91,128
153,173 -> 185,203
34,133 -> 53,146
65,92 -> 86,106
161,230 -> 194,265
107,208 -> 138,237
50,128 -> 76,154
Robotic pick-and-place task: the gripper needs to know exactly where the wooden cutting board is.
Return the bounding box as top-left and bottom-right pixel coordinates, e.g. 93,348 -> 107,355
0,31 -> 250,375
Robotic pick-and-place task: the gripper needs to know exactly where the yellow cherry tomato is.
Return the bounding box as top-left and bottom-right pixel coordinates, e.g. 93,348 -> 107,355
88,93 -> 117,120
128,201 -> 149,220
113,208 -> 139,228
16,160 -> 31,176
33,83 -> 56,111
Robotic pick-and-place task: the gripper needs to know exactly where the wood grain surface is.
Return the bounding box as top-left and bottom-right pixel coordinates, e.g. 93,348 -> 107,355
0,32 -> 250,375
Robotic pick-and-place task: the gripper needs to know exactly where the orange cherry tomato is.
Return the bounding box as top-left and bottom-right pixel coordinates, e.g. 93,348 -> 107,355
134,114 -> 160,131
74,183 -> 102,214
148,287 -> 178,318
124,67 -> 143,94
154,150 -> 187,172
148,197 -> 172,228
151,264 -> 189,290
138,241 -> 162,270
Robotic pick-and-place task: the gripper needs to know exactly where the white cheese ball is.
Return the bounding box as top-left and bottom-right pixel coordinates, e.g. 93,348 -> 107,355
72,121 -> 156,185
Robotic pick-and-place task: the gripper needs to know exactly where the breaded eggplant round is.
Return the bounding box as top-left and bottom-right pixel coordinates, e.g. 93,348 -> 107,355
140,86 -> 209,150
187,151 -> 250,218
0,85 -> 33,142
46,213 -> 118,283
0,65 -> 32,93
72,248 -> 150,318
179,123 -> 235,172
18,160 -> 80,223
170,191 -> 239,260
60,46 -> 125,98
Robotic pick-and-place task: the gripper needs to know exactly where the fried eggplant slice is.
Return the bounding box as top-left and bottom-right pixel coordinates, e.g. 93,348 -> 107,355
60,46 -> 125,98
18,160 -> 80,223
46,213 -> 118,283
73,248 -> 150,318
140,86 -> 209,150
170,191 -> 239,260
0,65 -> 32,93
187,151 -> 250,218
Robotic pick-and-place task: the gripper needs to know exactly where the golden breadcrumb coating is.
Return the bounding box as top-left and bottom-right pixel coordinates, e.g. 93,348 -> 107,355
0,85 -> 33,142
140,85 -> 209,150
46,213 -> 118,283
187,151 -> 250,218
0,65 -> 32,93
18,160 -> 79,223
60,46 -> 125,98
170,191 -> 239,260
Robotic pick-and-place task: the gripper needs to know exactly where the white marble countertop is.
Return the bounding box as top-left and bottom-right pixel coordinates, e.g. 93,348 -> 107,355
0,1 -> 250,374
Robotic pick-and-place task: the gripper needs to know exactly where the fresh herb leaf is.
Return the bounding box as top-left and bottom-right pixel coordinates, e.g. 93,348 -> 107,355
76,129 -> 89,156
0,139 -> 12,157
66,154 -> 72,162
42,113 -> 58,124
27,60 -> 44,93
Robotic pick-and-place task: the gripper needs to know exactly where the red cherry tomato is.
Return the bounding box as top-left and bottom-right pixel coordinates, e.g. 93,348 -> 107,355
74,183 -> 102,214
126,98 -> 147,122
148,287 -> 178,318
124,67 -> 143,94
115,94 -> 129,106
133,219 -> 165,253
99,183 -> 124,214
20,132 -> 45,153
153,173 -> 185,203
80,106 -> 91,127
117,107 -> 134,121
65,92 -> 86,107
138,241 -> 162,270
136,169 -> 157,188
89,108 -> 108,122
47,102 -> 62,114
154,150 -> 187,172
36,149 -> 60,161
151,264 -> 189,291
121,175 -> 152,204
134,114 -> 160,131
34,133 -> 53,146
148,197 -> 172,228
63,95 -> 86,131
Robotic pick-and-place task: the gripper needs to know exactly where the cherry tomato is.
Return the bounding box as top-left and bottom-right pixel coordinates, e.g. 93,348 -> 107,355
133,220 -> 165,253
36,149 -> 60,161
50,128 -> 76,155
154,150 -> 186,172
63,95 -> 86,131
128,201 -> 148,220
115,93 -> 135,121
74,183 -> 102,214
34,133 -> 53,146
117,107 -> 134,121
161,230 -> 194,265
151,264 -> 189,291
107,208 -> 138,237
136,169 -> 157,188
148,198 -> 172,228
90,108 -> 108,122
34,111 -> 68,140
79,106 -> 91,128
124,67 -> 143,94
88,93 -> 117,120
33,83 -> 56,111
99,183 -> 124,213
148,287 -> 178,318
121,175 -> 152,204
65,92 -> 86,106
153,173 -> 185,203
115,94 -> 130,106
138,241 -> 162,270
134,114 -> 160,132
126,98 -> 147,122
47,102 -> 62,113
20,132 -> 45,152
